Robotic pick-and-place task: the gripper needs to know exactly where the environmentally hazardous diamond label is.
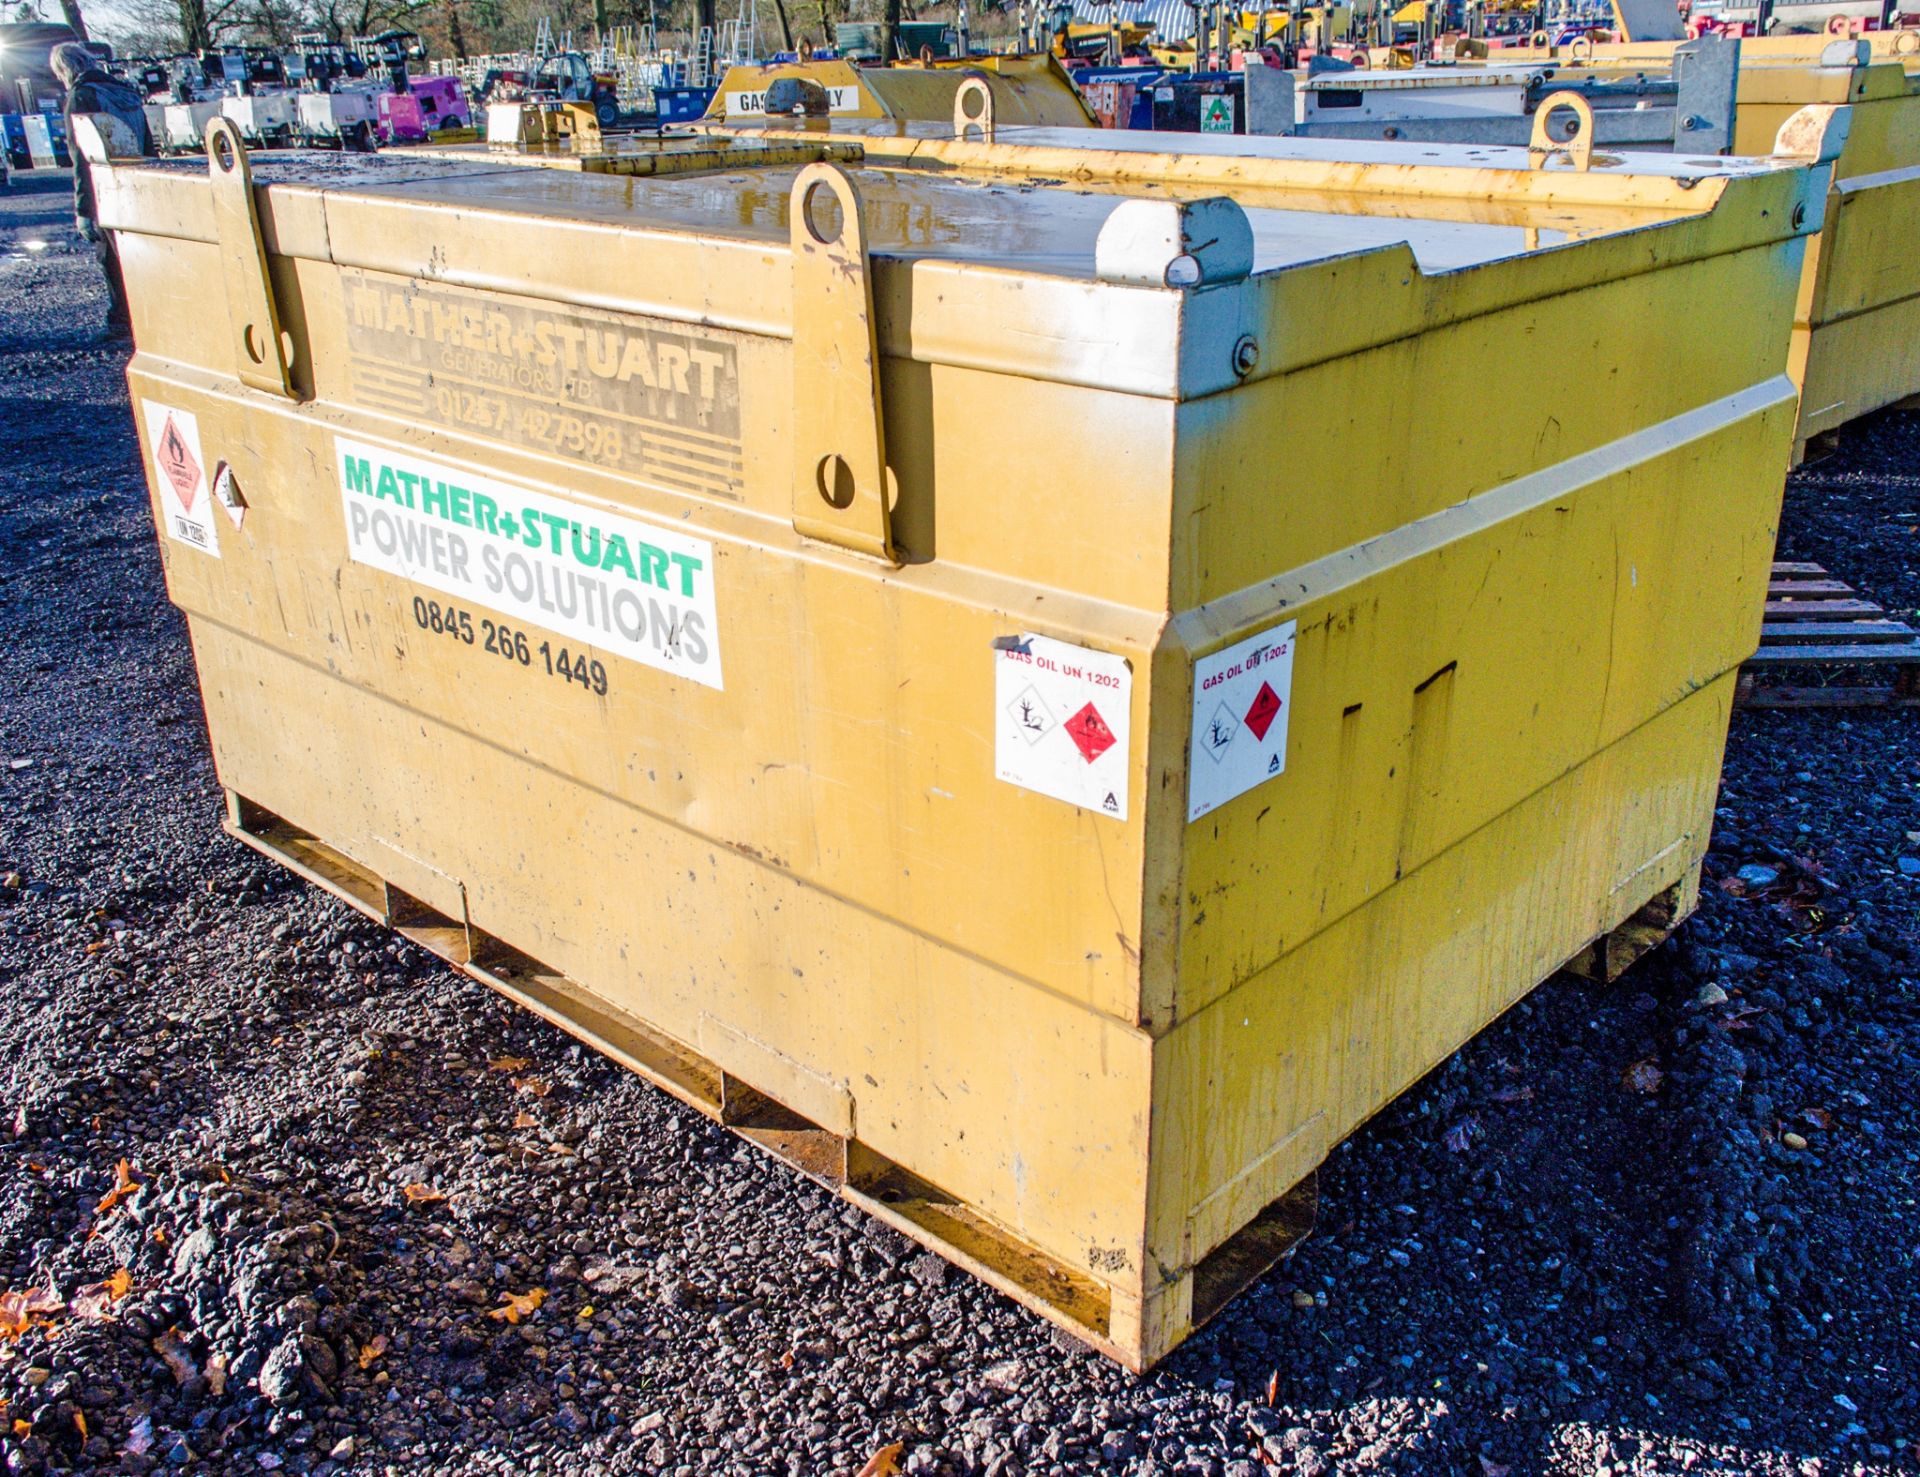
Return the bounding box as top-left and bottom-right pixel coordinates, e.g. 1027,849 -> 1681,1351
336,436 -> 723,690
141,401 -> 219,557
1187,621 -> 1296,823
994,635 -> 1131,821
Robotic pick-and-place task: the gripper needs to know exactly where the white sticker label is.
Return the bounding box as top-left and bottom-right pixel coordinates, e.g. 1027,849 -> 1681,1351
142,401 -> 219,557
212,461 -> 246,529
336,437 -> 723,690
724,85 -> 859,116
994,634 -> 1131,821
1187,621 -> 1296,823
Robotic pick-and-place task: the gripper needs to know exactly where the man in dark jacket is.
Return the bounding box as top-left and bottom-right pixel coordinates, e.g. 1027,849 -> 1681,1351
50,43 -> 152,337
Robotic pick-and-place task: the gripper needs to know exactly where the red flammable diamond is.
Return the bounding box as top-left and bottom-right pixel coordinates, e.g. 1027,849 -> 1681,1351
158,417 -> 201,510
1243,681 -> 1283,742
1062,702 -> 1117,764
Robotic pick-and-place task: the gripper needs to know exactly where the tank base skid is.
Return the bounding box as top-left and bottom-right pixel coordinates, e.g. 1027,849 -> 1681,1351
1564,874 -> 1698,985
222,788 -> 1320,1366
226,783 -> 1710,1359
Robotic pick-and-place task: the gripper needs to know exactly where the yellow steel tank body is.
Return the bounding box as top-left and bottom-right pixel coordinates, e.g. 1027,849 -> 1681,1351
88,117 -> 1828,1369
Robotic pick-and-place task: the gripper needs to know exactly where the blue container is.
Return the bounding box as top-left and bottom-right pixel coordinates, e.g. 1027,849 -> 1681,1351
1,114 -> 28,172
2,111 -> 71,168
652,85 -> 716,123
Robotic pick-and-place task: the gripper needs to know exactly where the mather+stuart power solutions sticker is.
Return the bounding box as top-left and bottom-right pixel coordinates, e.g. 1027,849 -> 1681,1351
336,436 -> 723,690
1187,621 -> 1297,823
141,401 -> 219,557
993,635 -> 1131,821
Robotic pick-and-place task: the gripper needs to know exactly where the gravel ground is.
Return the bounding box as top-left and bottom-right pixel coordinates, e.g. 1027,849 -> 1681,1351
3,166 -> 1919,1477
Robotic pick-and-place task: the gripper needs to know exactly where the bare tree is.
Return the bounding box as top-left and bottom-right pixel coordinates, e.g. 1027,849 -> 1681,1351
111,0 -> 246,52
306,0 -> 432,41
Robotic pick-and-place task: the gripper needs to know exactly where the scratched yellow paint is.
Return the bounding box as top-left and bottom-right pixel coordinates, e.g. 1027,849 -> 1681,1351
97,124 -> 1817,1367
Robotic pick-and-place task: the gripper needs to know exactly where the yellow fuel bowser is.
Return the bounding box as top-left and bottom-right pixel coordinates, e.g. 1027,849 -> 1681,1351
82,108 -> 1835,1369
703,52 -> 1096,127
1539,35 -> 1920,455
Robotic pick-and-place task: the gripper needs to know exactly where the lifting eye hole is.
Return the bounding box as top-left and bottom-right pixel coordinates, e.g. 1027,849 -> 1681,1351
800,180 -> 844,247
817,453 -> 857,510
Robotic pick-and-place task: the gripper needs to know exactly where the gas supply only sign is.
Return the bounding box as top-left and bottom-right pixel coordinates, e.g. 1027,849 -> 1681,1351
1187,622 -> 1296,823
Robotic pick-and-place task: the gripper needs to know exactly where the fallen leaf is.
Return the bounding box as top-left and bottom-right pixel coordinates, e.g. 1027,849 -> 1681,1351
357,1333 -> 389,1370
1801,1106 -> 1834,1131
577,1304 -> 594,1320
511,1076 -> 552,1099
512,1112 -> 539,1130
94,1159 -> 141,1217
0,1286 -> 63,1340
1264,1369 -> 1279,1406
74,1409 -> 87,1447
1622,1058 -> 1664,1095
11,1419 -> 27,1440
206,1351 -> 228,1396
780,1349 -> 795,1371
486,1288 -> 546,1324
856,1442 -> 905,1477
1442,1116 -> 1479,1154
153,1326 -> 199,1386
70,1271 -> 129,1323
402,1183 -> 449,1205
488,1056 -> 531,1073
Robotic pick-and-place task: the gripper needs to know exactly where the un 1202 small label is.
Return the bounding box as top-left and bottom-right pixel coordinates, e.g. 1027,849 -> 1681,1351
1187,622 -> 1296,823
993,635 -> 1131,821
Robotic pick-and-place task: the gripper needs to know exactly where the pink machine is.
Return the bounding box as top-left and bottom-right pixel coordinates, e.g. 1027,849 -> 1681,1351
376,75 -> 471,142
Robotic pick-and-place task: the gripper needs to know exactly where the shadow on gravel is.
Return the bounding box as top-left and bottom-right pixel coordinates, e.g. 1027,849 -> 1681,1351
0,168 -> 1914,1477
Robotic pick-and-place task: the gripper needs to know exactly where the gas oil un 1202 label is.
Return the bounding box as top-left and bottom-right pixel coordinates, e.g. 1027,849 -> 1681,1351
336,437 -> 723,690
1187,621 -> 1296,823
993,635 -> 1132,821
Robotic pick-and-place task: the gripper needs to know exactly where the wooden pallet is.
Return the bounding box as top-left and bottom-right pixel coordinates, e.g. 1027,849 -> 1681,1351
1736,562 -> 1920,708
